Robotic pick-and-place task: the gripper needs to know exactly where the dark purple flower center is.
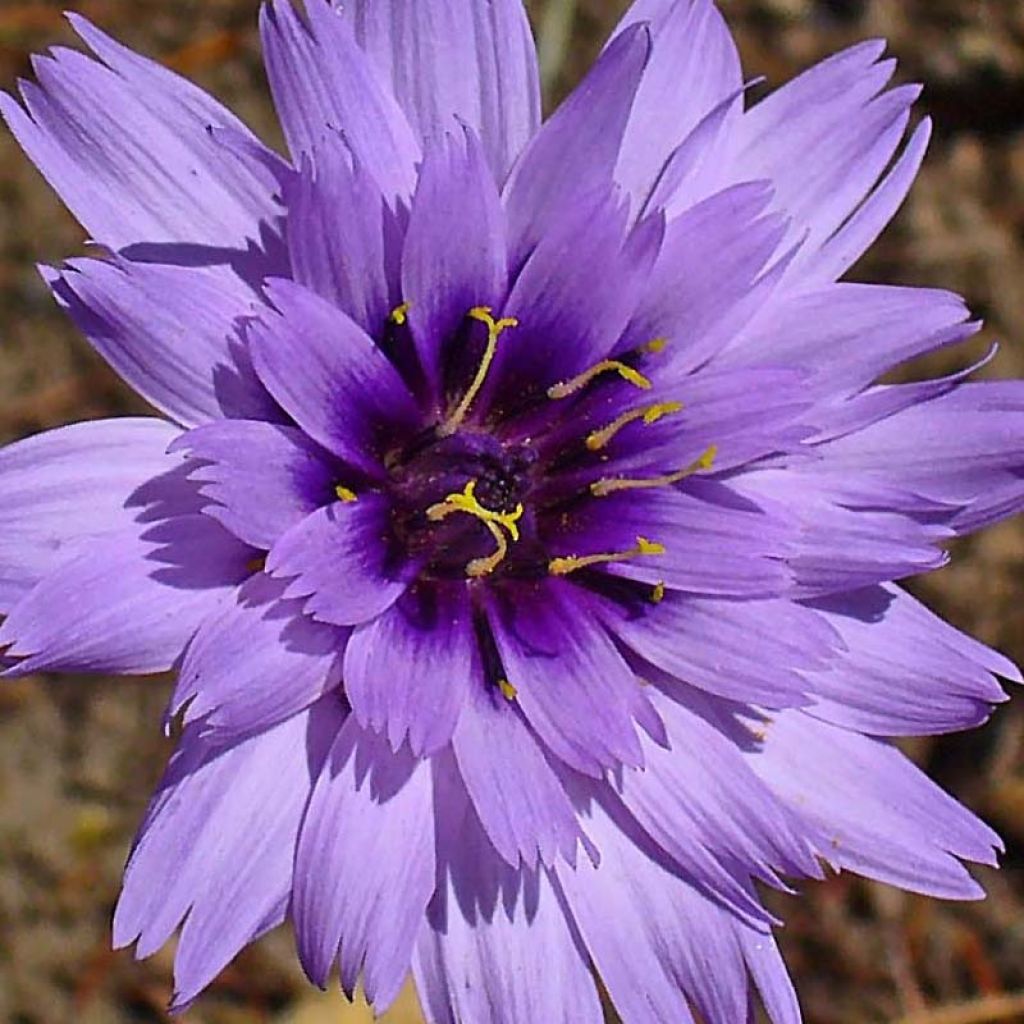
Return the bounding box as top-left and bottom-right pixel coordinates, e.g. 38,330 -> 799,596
340,307 -> 716,590
386,428 -> 541,580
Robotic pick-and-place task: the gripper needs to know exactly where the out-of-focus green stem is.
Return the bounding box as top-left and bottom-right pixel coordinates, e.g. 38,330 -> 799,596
538,0 -> 578,94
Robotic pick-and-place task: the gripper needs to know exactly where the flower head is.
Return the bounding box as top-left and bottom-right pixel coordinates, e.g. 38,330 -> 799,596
2,0 -> 1023,1019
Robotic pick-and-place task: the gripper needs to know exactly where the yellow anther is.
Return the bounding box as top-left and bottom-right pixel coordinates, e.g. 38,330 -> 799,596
643,337 -> 668,355
335,485 -> 358,503
643,401 -> 683,425
651,581 -> 666,604
389,301 -> 411,325
590,444 -> 718,498
498,678 -> 518,701
585,400 -> 684,451
440,306 -> 519,435
548,535 -> 666,577
548,360 -> 652,400
470,305 -> 520,336
635,536 -> 666,556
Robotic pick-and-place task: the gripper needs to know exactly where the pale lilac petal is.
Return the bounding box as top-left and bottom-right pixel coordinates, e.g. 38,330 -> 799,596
343,583 -> 473,756
613,688 -> 822,886
414,770 -> 602,1024
803,585 -> 1016,735
266,496 -> 412,627
260,0 -> 419,200
731,468 -> 951,595
1,18 -> 279,250
598,591 -> 831,707
723,40 -> 912,262
619,182 -> 786,375
0,513 -> 252,676
113,698 -> 343,1010
50,258 -> 273,427
813,381 -> 1024,534
247,278 -> 421,475
344,0 -> 541,182
559,780 -> 799,1024
613,0 -> 742,209
749,711 -> 1002,899
568,769 -> 774,929
812,117 -> 932,284
774,84 -> 921,267
171,420 -> 339,550
645,84 -> 747,219
293,718 -> 434,1010
283,135 -> 400,337
0,418 -> 180,610
172,573 -> 345,742
504,24 -> 651,265
719,282 -> 973,392
818,334 -> 1000,433
453,676 -> 584,870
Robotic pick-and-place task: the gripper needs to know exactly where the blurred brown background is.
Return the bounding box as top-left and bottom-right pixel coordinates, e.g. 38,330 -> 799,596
0,1 -> 1022,1022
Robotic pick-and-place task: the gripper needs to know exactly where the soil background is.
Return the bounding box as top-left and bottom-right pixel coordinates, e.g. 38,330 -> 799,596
0,1 -> 1022,1022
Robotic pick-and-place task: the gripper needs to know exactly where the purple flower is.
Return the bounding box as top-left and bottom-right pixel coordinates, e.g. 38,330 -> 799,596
2,0 -> 1022,1018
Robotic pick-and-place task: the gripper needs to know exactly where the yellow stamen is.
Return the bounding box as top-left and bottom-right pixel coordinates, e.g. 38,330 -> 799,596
335,485 -> 358,503
389,301 -> 411,325
590,444 -> 718,498
643,337 -> 668,355
651,581 -> 666,604
498,678 -> 518,701
425,480 -> 523,541
549,535 -> 666,576
425,479 -> 523,577
548,360 -> 652,400
586,401 -> 684,451
466,520 -> 509,578
441,306 -> 519,435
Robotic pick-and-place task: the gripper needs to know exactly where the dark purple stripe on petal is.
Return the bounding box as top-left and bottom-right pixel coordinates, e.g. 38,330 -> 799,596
485,579 -> 646,777
266,495 -> 413,628
343,582 -> 474,757
247,278 -> 422,476
402,126 -> 508,405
